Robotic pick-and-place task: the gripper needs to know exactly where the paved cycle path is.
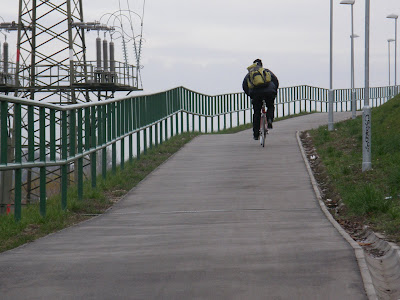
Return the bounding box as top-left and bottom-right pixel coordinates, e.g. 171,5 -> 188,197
0,112 -> 368,299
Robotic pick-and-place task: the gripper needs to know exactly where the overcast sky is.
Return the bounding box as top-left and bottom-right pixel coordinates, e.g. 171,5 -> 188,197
2,0 -> 400,95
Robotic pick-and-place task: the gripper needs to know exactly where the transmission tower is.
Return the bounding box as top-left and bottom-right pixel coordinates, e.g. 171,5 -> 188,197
0,0 -> 142,207
13,0 -> 140,103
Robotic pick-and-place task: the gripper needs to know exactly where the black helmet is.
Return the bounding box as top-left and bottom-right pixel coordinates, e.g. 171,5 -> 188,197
253,59 -> 262,66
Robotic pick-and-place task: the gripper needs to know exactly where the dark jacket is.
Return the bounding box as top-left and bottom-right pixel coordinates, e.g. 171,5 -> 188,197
242,68 -> 279,99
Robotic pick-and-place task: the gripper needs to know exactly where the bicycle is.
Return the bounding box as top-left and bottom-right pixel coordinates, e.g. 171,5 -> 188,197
259,100 -> 268,147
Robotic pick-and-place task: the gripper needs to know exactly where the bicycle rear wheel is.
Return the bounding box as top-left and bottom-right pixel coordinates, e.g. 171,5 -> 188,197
260,115 -> 266,147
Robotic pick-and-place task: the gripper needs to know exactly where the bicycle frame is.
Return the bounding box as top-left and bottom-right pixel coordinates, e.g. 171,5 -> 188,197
260,100 -> 268,147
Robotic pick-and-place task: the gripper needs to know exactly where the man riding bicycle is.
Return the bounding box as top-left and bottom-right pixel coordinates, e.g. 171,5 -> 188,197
242,59 -> 279,140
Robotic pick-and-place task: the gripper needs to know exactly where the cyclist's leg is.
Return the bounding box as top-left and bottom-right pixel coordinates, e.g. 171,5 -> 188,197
265,94 -> 276,128
252,98 -> 262,138
266,99 -> 274,120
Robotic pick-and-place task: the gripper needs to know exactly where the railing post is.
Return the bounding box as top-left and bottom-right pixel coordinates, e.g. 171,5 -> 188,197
117,101 -> 125,170
176,90 -> 180,135
97,104 -> 103,177
165,115 -> 169,141
77,108 -> 83,200
160,119 -> 163,145
181,110 -> 184,134
224,95 -> 227,130
50,109 -> 56,161
70,109 -> 77,187
211,99 -> 214,133
218,96 -> 221,132
199,114 -> 202,133
128,99 -> 133,163
0,100 -> 11,216
170,114 -> 173,139
236,94 -> 240,127
155,122 -> 159,148
144,126 -> 148,155
101,105 -> 107,178
351,89 -> 356,119
192,93 -> 195,132
132,99 -> 139,161
136,130 -> 141,161
39,107 -> 46,217
243,94 -> 247,125
205,96 -> 209,133
199,95 -> 203,132
27,106 -> 34,203
293,88 -> 296,115
141,96 -> 147,154
110,103 -> 116,172
90,106 -> 97,188
186,112 -> 189,133
192,113 -> 195,133
147,99 -> 152,151
0,101 -> 7,166
121,101 -> 125,169
175,112 -> 179,136
14,103 -> 22,221
229,94 -> 233,129
61,110 -> 68,210
149,125 -> 153,151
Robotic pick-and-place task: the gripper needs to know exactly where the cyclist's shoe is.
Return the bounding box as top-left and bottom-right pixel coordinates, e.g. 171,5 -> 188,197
253,135 -> 259,140
267,119 -> 273,129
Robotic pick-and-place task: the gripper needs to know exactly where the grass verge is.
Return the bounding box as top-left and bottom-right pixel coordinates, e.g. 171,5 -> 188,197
303,95 -> 400,243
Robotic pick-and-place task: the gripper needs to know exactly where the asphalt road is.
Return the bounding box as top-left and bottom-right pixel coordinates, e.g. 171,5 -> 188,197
0,112 -> 368,299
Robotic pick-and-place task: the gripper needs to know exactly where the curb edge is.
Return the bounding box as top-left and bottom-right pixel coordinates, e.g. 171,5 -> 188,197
296,130 -> 378,300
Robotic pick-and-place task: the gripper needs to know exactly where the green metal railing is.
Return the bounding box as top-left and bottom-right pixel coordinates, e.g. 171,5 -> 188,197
0,85 -> 397,221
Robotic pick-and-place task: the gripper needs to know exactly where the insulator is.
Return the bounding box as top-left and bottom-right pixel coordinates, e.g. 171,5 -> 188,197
103,39 -> 108,71
122,37 -> 128,65
96,37 -> 101,70
3,42 -> 8,74
109,41 -> 115,73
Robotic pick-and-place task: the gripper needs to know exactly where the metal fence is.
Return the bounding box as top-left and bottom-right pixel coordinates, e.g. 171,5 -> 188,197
0,85 -> 397,221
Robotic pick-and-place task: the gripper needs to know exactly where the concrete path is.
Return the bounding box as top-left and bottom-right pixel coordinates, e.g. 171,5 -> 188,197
0,112 -> 368,300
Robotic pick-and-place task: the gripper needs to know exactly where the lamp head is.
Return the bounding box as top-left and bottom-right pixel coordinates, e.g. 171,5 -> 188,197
388,38 -> 395,42
340,0 -> 355,5
387,14 -> 399,19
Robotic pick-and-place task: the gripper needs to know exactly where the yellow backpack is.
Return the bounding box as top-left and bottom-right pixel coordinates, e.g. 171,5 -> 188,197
247,63 -> 271,89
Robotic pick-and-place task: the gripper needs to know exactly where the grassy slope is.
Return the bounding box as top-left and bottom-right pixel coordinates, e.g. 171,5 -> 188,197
307,95 -> 400,242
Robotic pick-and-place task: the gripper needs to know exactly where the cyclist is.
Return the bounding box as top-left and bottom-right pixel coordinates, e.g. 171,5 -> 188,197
242,59 -> 279,140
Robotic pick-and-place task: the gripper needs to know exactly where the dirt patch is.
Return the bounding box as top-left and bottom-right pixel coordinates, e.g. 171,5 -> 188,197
21,224 -> 41,236
104,190 -> 127,204
299,131 -> 388,256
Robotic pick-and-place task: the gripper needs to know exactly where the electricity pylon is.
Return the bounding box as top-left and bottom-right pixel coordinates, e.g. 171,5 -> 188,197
0,0 -> 141,206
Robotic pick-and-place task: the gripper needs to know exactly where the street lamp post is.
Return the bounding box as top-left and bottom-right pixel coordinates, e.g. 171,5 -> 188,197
362,0 -> 371,172
350,33 -> 359,118
387,14 -> 398,93
388,38 -> 395,86
328,0 -> 334,131
340,0 -> 358,119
